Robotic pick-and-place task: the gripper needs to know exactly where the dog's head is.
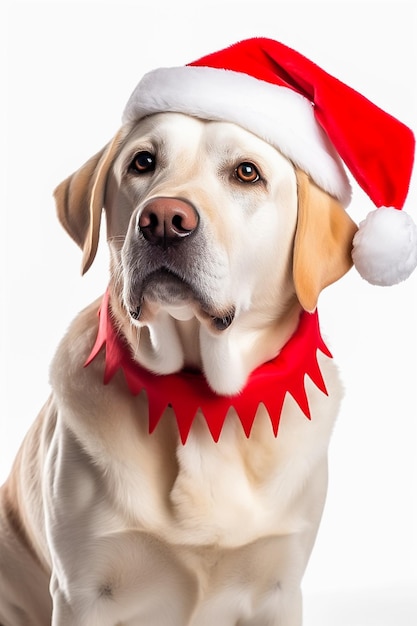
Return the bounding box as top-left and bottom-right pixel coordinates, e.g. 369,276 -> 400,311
54,112 -> 357,394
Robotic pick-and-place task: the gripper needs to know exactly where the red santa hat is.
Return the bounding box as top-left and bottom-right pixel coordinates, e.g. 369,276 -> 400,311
123,37 -> 417,286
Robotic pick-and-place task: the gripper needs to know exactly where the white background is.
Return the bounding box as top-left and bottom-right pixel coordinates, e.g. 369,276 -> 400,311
2,0 -> 417,623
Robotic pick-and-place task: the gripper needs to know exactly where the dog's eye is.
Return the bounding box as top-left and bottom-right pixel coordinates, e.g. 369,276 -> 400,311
129,151 -> 156,174
235,162 -> 260,183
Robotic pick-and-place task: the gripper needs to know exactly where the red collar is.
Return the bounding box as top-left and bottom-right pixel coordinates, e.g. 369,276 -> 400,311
85,291 -> 331,443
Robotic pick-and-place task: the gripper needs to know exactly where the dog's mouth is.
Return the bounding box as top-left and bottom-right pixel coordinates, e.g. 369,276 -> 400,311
126,268 -> 235,332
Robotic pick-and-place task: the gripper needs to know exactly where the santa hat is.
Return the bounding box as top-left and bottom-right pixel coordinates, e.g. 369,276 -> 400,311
123,37 -> 417,286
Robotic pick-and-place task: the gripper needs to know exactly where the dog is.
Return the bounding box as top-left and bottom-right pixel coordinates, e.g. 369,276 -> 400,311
0,109 -> 359,625
2,33 -> 416,625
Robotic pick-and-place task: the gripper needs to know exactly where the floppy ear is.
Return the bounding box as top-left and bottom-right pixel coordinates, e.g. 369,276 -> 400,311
53,130 -> 125,274
293,169 -> 358,312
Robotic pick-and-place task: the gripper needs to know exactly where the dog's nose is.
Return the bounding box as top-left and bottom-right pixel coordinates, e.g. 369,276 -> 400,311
138,197 -> 199,247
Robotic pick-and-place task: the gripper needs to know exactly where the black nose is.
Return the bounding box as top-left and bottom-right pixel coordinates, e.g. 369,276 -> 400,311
138,197 -> 199,248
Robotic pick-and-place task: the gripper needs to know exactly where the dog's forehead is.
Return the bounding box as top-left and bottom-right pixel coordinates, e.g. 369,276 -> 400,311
122,112 -> 285,160
125,112 -> 204,144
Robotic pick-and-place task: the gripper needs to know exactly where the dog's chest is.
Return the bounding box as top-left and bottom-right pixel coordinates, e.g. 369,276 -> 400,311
53,412 -> 328,626
52,351 -> 338,547
46,350 -> 339,624
87,383 -> 333,545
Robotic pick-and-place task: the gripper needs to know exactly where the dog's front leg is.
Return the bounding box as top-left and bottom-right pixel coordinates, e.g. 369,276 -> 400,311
44,420 -> 123,626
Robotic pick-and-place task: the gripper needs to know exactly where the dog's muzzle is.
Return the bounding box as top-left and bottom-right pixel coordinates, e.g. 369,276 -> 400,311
126,196 -> 235,331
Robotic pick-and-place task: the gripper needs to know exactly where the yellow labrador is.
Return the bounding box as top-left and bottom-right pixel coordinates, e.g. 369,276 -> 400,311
0,112 -> 357,625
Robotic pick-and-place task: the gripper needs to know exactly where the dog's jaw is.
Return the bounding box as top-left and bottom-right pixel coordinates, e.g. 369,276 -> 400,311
111,279 -> 302,396
112,293 -> 240,392
120,310 -> 251,395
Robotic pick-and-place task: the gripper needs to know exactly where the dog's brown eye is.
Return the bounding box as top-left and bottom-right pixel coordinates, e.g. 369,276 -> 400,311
235,162 -> 260,183
130,151 -> 156,174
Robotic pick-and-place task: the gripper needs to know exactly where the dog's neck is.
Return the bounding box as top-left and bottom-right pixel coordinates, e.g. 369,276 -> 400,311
86,290 -> 331,442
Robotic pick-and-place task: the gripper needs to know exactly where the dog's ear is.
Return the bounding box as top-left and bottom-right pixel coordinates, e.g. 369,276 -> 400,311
53,130 -> 124,274
293,169 -> 358,312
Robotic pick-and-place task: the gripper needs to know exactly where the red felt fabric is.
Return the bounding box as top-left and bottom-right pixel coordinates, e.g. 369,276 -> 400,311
85,291 -> 332,443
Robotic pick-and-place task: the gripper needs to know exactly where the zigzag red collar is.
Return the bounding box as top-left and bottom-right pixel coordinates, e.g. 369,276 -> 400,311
85,291 -> 332,443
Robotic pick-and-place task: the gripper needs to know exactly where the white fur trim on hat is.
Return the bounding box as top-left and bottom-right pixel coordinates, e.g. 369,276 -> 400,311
122,66 -> 352,206
352,207 -> 417,285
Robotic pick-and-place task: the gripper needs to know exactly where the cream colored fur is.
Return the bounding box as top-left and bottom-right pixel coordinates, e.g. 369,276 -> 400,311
0,113 -> 357,626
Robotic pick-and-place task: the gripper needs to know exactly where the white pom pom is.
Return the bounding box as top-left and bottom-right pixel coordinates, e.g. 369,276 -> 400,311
352,207 -> 417,286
